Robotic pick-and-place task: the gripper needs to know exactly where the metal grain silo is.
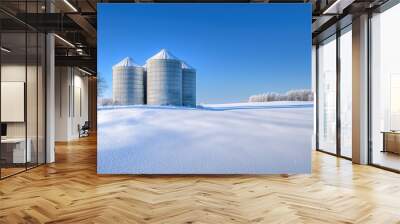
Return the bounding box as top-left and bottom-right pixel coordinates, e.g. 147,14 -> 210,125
146,49 -> 182,106
182,62 -> 196,107
143,65 -> 148,104
112,57 -> 145,105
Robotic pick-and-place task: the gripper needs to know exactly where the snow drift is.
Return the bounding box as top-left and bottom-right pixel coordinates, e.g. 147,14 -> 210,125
97,101 -> 313,174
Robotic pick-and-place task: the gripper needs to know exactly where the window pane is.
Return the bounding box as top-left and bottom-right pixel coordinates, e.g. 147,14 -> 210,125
318,35 -> 337,154
371,3 -> 400,170
340,27 -> 352,158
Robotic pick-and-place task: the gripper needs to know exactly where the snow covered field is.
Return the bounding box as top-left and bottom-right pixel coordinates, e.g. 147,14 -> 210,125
98,101 -> 313,174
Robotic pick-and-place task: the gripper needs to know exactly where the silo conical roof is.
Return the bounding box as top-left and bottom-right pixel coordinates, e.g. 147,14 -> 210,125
182,61 -> 195,70
113,57 -> 140,69
146,49 -> 179,62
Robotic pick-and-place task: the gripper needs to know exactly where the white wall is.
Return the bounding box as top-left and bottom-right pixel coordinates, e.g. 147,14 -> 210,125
71,73 -> 89,138
55,67 -> 89,141
55,67 -> 70,141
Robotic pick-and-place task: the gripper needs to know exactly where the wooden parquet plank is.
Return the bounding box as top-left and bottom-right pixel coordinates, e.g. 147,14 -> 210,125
0,135 -> 400,223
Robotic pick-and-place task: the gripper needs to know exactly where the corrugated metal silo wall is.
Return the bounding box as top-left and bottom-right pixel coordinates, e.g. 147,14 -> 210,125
112,66 -> 144,105
143,70 -> 147,104
182,68 -> 196,107
147,59 -> 182,106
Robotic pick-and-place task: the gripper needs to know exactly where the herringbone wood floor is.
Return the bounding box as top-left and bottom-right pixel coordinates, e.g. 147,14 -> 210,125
1,135 -> 400,224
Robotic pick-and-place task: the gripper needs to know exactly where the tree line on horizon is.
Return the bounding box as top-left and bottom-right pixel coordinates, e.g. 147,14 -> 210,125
248,89 -> 314,102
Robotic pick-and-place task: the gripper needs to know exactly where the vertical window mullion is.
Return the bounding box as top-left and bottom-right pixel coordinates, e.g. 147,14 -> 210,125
36,0 -> 39,167
336,28 -> 341,157
316,45 -> 320,150
25,0 -> 28,171
367,12 -> 373,165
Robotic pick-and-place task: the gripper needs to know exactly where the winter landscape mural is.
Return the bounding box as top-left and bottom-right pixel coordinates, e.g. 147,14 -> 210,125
97,3 -> 313,174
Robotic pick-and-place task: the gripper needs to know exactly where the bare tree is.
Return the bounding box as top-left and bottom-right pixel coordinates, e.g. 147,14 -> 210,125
97,72 -> 108,98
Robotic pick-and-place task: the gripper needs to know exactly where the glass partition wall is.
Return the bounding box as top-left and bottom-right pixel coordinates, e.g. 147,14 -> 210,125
316,26 -> 352,159
0,2 -> 46,179
0,30 -> 27,177
370,2 -> 400,171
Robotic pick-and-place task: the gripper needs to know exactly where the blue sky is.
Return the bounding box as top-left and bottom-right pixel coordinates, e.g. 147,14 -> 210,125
98,3 -> 311,103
